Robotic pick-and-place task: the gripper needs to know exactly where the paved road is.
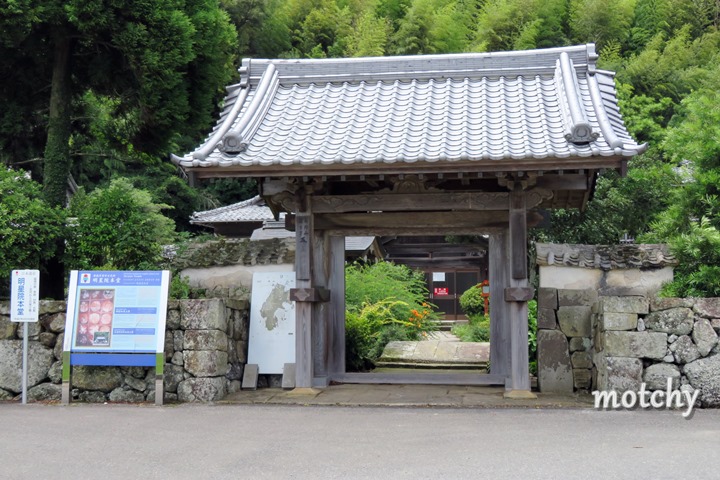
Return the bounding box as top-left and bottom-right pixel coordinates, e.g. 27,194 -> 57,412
1,403 -> 719,479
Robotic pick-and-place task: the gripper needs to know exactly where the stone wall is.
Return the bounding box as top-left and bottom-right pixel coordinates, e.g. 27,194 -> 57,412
0,299 -> 249,403
172,237 -> 295,296
536,243 -> 720,407
595,297 -> 720,407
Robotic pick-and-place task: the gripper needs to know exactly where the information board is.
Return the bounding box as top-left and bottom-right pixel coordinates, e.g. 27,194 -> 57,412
10,270 -> 39,323
248,271 -> 296,374
63,271 -> 170,353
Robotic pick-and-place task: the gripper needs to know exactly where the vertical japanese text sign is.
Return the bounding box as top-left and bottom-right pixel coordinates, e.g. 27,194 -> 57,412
11,270 -> 39,323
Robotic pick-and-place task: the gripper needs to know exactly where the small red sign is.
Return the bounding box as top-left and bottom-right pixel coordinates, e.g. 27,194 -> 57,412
434,287 -> 449,296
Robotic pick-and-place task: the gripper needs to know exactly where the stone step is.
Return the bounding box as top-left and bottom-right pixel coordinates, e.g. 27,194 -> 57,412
377,340 -> 490,371
375,360 -> 488,371
437,320 -> 467,331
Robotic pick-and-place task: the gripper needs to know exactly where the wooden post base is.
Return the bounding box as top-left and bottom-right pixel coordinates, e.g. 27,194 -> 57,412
503,389 -> 538,399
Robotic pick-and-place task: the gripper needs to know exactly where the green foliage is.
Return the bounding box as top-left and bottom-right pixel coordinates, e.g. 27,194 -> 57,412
169,273 -> 207,299
537,162 -> 678,245
640,75 -> 720,297
657,218 -> 720,297
65,178 -> 176,271
345,298 -> 436,370
345,10 -> 389,56
473,0 -> 567,52
452,314 -> 490,342
528,299 -> 538,375
0,168 -> 66,297
345,261 -> 430,320
569,0 -> 636,49
459,284 -> 485,317
344,261 -> 437,370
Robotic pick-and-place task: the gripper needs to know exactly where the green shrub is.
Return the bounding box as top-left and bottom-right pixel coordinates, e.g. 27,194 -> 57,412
345,261 -> 429,317
659,218 -> 720,297
65,178 -> 176,270
528,299 -> 538,375
344,299 -> 434,371
344,261 -> 438,371
459,284 -> 485,316
0,169 -> 66,297
452,314 -> 490,342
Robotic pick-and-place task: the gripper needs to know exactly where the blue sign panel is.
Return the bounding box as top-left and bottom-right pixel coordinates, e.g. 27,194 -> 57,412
64,271 -> 170,354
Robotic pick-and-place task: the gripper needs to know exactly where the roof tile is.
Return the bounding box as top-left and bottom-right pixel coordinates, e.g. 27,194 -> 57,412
173,45 -> 645,173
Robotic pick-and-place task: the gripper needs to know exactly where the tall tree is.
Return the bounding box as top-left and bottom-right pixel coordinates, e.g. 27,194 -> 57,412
569,0 -> 636,49
0,0 -> 237,207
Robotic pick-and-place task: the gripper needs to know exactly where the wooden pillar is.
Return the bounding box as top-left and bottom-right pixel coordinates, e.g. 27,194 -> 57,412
505,189 -> 536,398
311,231 -> 329,386
294,192 -> 314,389
327,235 -> 346,377
489,229 -> 510,377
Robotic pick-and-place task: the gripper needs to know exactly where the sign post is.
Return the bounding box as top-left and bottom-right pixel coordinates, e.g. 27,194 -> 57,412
10,270 -> 40,405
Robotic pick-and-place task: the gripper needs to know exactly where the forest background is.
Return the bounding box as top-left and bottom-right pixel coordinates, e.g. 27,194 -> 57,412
1,0 -> 719,298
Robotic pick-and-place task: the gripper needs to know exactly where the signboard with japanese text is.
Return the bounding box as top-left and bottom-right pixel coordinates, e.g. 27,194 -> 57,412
63,271 -> 170,353
10,270 -> 39,323
433,287 -> 450,296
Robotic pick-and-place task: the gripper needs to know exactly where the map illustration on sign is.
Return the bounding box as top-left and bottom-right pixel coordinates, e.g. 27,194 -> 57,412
260,283 -> 293,331
248,272 -> 296,374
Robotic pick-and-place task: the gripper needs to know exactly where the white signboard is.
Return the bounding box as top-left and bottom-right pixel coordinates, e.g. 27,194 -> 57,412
11,270 -> 39,323
248,272 -> 296,374
432,272 -> 446,282
63,270 -> 170,353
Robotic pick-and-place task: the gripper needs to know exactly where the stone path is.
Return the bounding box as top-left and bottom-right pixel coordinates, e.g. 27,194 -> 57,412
375,330 -> 489,370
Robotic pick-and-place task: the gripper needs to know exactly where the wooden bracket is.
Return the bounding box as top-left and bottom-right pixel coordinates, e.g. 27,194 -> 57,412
289,287 -> 330,302
504,287 -> 534,302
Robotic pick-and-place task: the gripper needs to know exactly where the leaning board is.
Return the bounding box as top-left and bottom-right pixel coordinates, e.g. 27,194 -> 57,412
248,272 -> 296,374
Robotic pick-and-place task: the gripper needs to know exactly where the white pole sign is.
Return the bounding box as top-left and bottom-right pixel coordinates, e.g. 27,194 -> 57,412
11,269 -> 40,405
11,269 -> 40,323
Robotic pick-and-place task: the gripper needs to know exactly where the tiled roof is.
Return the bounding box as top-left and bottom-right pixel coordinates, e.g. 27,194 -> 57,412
172,44 -> 645,174
190,196 -> 272,225
344,236 -> 376,252
535,243 -> 677,270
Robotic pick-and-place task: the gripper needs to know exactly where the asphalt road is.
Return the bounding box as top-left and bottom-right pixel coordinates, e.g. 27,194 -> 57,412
1,403 -> 719,480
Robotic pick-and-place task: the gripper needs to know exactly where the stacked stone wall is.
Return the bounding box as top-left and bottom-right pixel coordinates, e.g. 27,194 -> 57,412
536,243 -> 720,407
0,299 -> 249,403
596,297 -> 720,407
537,288 -> 597,392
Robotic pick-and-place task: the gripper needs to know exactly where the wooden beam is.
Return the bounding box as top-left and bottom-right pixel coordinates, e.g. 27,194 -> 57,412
384,246 -> 485,255
315,211 -> 509,230
509,190 -> 528,280
287,211 -> 545,233
187,155 -> 627,179
534,174 -> 588,190
311,192 -> 510,213
311,230 -> 329,386
504,287 -> 534,302
385,258 -> 484,269
507,276 -> 532,394
327,235 -> 346,376
489,230 -> 510,377
325,227 -> 507,236
294,192 -> 313,388
289,287 -> 330,302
